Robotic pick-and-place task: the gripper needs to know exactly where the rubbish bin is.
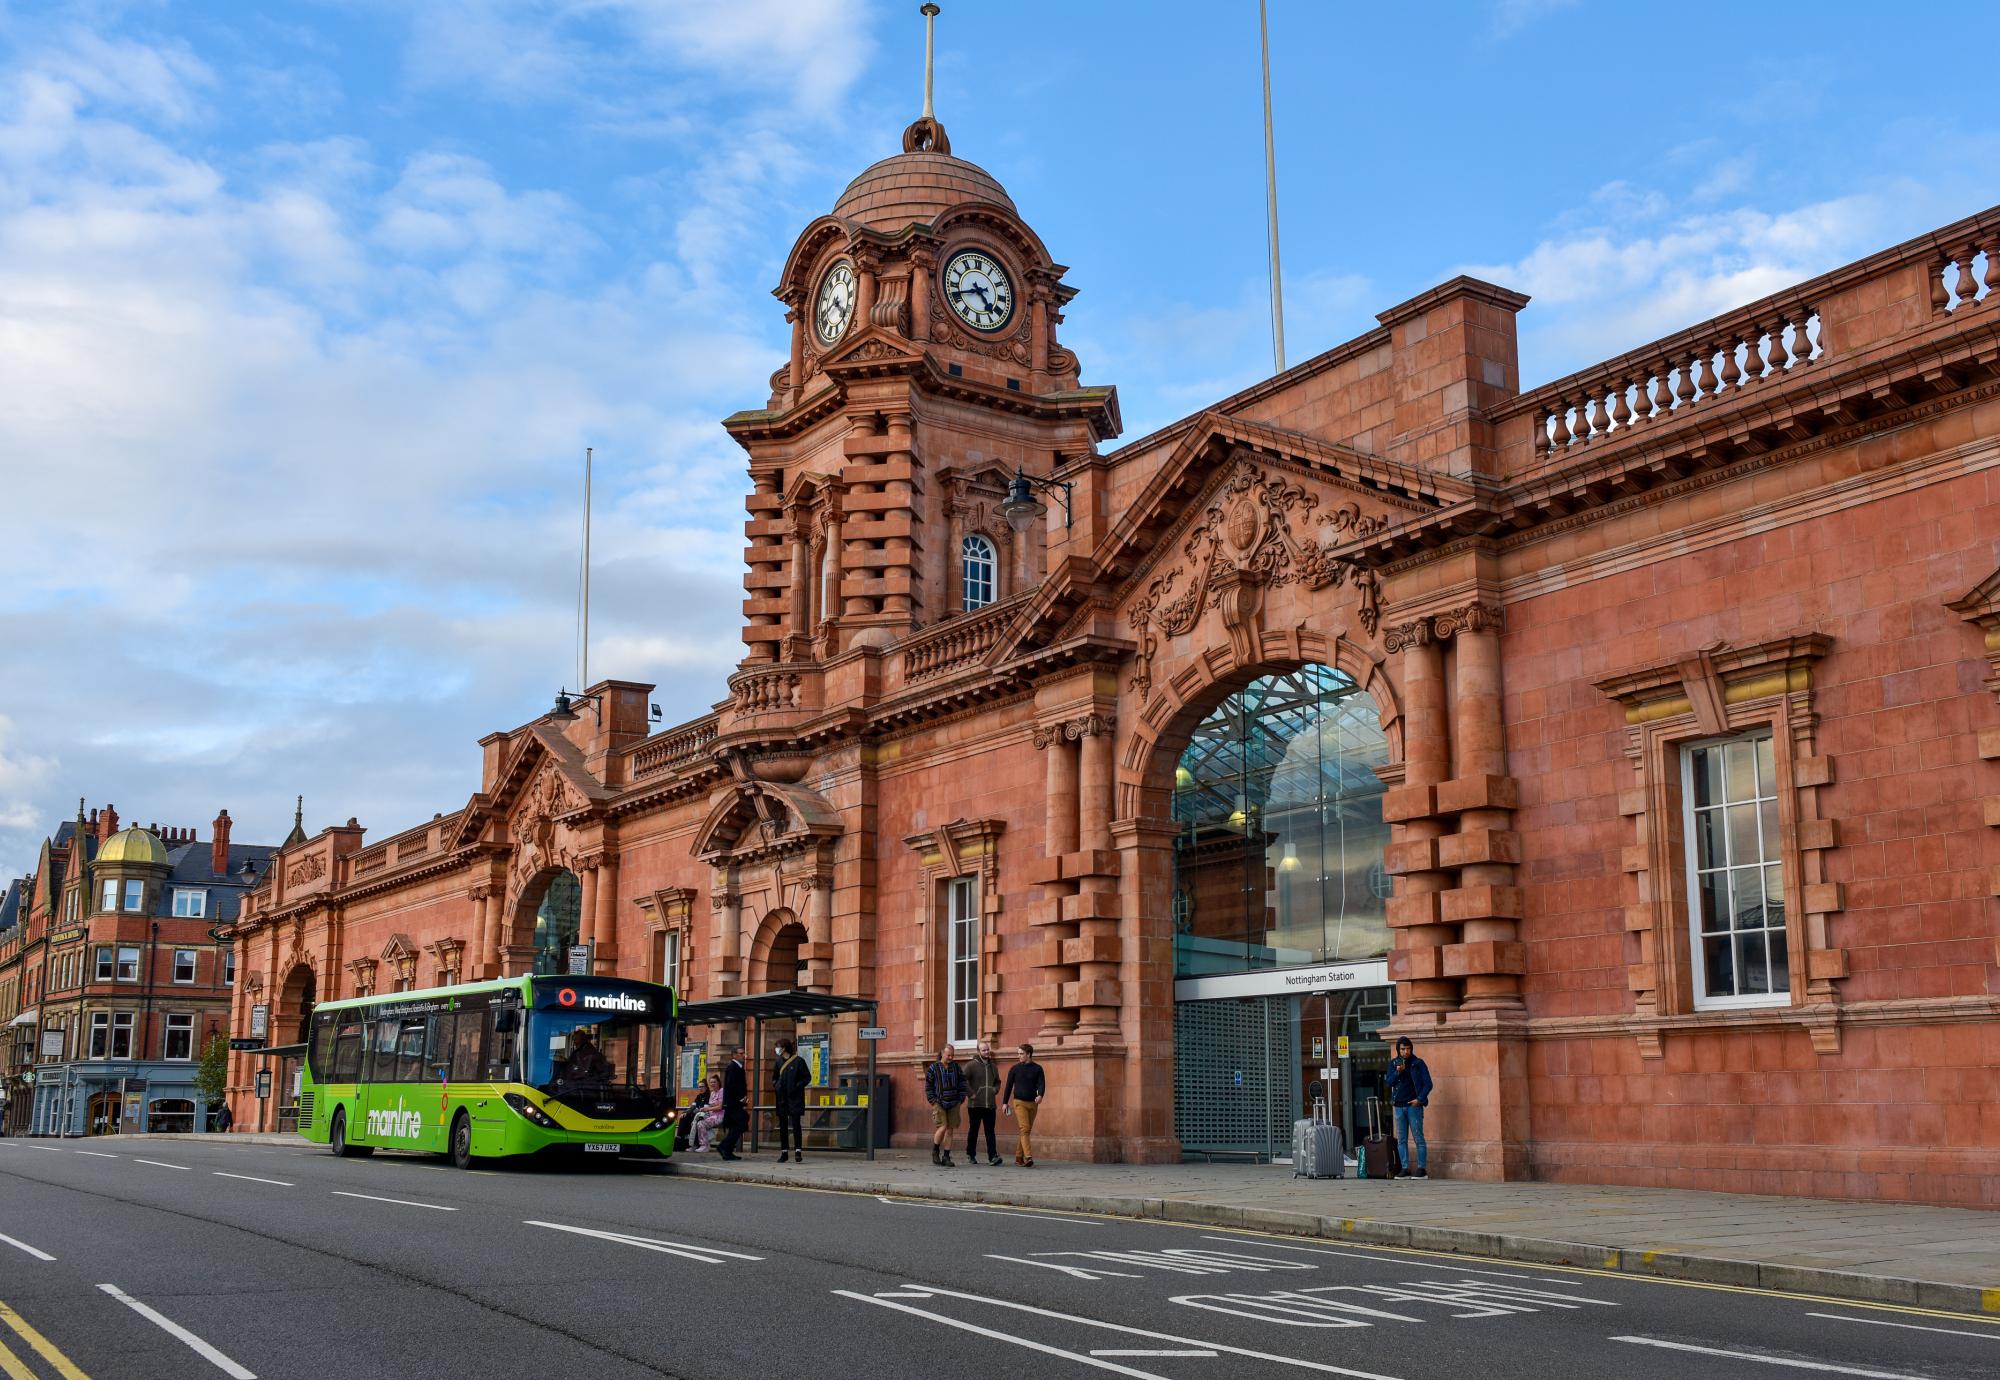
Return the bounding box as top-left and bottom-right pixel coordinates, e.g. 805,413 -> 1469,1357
836,1072 -> 892,1150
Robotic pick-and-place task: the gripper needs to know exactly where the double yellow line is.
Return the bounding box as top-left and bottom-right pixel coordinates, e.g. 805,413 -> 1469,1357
0,1300 -> 89,1379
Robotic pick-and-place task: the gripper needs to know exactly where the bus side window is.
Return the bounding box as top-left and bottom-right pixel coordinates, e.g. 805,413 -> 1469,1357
483,1009 -> 516,1081
365,1018 -> 399,1082
307,1012 -> 335,1080
427,1013 -> 455,1079
452,1011 -> 484,1082
332,1020 -> 363,1082
395,1019 -> 426,1083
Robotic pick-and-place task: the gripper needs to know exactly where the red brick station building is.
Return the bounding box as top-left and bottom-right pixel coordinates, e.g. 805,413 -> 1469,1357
223,111 -> 2000,1207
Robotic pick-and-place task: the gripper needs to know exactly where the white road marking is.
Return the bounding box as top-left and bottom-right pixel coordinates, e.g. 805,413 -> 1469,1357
992,1247 -> 1316,1279
331,1191 -> 455,1211
132,1158 -> 190,1171
74,1150 -> 118,1158
523,1220 -> 763,1265
1610,1336 -> 1932,1378
986,1252 -> 1139,1279
833,1292 -> 1173,1379
1203,1238 -> 1579,1285
874,1195 -> 1105,1226
213,1172 -> 295,1187
97,1283 -> 257,1379
1807,1313 -> 2000,1341
1094,1351 -> 1221,1358
838,1283 -> 1408,1377
0,1233 -> 55,1262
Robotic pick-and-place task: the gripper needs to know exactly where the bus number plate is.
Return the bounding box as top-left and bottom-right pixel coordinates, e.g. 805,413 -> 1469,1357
583,1142 -> 620,1154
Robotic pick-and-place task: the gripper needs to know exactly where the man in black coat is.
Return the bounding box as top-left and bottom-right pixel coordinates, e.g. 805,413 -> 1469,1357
716,1048 -> 749,1160
773,1038 -> 811,1163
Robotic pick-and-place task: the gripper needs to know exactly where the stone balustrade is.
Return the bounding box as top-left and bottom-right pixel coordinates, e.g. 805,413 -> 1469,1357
899,592 -> 1025,683
727,663 -> 821,715
629,713 -> 720,780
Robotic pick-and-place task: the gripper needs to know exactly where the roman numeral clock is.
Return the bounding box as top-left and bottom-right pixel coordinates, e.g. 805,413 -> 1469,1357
943,249 -> 1015,332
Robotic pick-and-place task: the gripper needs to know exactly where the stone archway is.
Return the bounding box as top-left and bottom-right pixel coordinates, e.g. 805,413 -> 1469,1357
750,908 -> 808,992
501,867 -> 582,976
276,961 -> 316,1045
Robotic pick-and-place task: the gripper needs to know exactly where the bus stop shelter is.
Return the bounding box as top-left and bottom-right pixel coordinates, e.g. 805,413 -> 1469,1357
677,990 -> 881,1160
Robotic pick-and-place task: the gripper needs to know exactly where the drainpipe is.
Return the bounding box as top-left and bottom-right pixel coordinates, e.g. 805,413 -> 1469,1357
135,920 -> 159,1134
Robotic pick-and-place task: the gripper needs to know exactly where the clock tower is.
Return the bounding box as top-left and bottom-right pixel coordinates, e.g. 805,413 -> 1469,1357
724,34 -> 1119,668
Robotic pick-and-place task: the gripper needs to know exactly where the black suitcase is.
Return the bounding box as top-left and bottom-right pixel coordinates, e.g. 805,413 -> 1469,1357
1358,1096 -> 1398,1179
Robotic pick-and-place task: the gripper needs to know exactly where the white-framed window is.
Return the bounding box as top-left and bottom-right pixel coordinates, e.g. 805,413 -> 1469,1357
94,947 -> 114,982
960,534 -> 997,611
100,878 -> 118,911
946,875 -> 980,1045
1681,732 -> 1789,1009
89,1012 -> 109,1059
122,879 -> 144,912
224,949 -> 235,986
65,890 -> 79,921
171,888 -> 206,918
115,946 -> 140,983
163,1014 -> 194,1061
109,1012 -> 134,1060
664,924 -> 688,988
172,949 -> 197,984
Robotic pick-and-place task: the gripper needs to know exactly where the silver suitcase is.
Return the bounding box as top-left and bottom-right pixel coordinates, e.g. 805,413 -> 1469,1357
1292,1096 -> 1343,1179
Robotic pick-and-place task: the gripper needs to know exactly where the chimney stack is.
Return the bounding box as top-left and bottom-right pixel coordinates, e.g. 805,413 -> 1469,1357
98,804 -> 119,841
212,810 -> 232,876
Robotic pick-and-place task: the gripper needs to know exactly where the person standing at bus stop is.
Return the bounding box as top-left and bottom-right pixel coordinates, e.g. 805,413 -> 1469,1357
773,1038 -> 810,1164
716,1048 -> 748,1161
1001,1043 -> 1045,1167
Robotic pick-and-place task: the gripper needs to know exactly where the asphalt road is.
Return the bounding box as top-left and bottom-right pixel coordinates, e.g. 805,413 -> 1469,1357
1,1136 -> 1996,1380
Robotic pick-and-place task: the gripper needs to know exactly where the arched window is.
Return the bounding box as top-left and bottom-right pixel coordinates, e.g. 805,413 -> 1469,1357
533,871 -> 582,975
961,534 -> 996,610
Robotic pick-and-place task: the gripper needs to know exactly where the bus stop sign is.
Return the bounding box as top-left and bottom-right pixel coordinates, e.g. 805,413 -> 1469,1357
255,1070 -> 272,1100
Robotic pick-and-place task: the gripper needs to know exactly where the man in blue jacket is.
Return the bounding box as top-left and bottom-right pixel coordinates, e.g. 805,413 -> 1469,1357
924,1045 -> 968,1167
1384,1036 -> 1433,1179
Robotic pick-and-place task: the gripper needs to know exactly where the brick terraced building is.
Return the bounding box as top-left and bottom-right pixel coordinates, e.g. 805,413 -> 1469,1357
223,108 -> 2000,1206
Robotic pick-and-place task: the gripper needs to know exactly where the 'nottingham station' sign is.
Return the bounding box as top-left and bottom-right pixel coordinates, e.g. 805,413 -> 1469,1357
1173,960 -> 1389,1003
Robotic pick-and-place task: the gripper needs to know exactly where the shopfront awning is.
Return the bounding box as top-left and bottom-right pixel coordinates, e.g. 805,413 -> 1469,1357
6,1009 -> 36,1028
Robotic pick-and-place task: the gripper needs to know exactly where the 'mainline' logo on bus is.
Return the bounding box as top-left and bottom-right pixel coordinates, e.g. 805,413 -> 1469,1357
366,1098 -> 423,1140
556,987 -> 648,1014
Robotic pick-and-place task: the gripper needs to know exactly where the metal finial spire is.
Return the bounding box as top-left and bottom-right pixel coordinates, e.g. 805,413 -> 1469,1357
921,4 -> 940,120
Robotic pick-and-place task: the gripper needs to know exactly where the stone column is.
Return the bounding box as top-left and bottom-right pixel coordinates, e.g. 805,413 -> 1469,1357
1033,727 -> 1081,1041
785,303 -> 804,397
788,519 -> 812,647
1072,718 -> 1122,1037
806,878 -> 833,993
712,888 -> 742,997
593,855 -> 620,975
576,863 -> 599,958
1384,622 -> 1458,1016
1451,616 -> 1522,1012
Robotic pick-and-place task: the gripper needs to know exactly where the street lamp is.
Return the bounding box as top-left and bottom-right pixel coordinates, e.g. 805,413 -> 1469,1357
547,688 -> 604,724
1000,466 -> 1073,531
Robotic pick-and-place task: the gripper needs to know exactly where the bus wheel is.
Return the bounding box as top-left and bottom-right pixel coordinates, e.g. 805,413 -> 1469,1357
449,1111 -> 475,1170
330,1109 -> 374,1159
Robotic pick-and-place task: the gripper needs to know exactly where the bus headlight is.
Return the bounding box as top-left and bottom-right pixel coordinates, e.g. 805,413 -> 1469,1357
503,1093 -> 561,1129
644,1108 -> 679,1133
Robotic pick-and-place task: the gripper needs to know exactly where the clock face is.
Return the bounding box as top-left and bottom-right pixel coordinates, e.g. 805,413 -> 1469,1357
942,249 -> 1015,333
814,261 -> 856,344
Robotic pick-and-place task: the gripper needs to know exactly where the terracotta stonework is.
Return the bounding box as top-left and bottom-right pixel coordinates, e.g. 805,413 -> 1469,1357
223,114 -> 2000,1206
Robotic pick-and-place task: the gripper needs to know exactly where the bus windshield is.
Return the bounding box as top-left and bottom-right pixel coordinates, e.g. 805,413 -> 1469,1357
526,1009 -> 668,1109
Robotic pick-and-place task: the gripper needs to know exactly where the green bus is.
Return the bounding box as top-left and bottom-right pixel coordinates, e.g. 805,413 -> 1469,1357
301,974 -> 681,1167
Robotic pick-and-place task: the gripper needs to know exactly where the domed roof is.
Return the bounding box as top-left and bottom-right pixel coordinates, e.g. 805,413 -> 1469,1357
832,149 -> 1015,231
99,826 -> 169,867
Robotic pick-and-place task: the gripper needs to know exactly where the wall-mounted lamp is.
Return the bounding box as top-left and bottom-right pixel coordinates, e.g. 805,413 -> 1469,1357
548,688 -> 604,724
1000,466 -> 1074,531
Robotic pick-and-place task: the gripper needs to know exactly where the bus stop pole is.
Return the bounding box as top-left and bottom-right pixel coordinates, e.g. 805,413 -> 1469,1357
865,1009 -> 877,1163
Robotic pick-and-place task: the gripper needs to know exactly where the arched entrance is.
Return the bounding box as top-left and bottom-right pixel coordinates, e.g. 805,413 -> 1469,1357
275,963 -> 316,1133
756,910 -> 809,993
532,870 -> 582,975
1163,662 -> 1395,1161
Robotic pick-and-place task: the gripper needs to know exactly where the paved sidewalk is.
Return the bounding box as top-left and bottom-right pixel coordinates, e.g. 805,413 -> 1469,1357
660,1148 -> 2000,1314
118,1133 -> 2000,1314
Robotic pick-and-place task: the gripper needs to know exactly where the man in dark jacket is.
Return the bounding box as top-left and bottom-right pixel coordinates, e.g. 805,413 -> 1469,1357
962,1040 -> 1002,1167
773,1038 -> 811,1164
1384,1036 -> 1433,1179
923,1045 -> 968,1167
716,1048 -> 748,1161
1001,1043 -> 1045,1167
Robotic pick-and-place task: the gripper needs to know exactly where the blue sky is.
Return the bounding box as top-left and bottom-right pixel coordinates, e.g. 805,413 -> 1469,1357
1,0 -> 1992,877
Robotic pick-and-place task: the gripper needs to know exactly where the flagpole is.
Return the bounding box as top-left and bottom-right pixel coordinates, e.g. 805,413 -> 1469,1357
1260,0 -> 1287,375
581,446 -> 592,691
